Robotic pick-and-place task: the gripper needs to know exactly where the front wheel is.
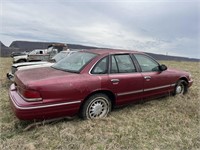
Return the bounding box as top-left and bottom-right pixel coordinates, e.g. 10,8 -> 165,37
17,59 -> 26,63
174,80 -> 188,95
80,94 -> 111,119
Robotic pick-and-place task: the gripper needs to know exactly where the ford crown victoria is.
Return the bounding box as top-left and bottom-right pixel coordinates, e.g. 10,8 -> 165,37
9,49 -> 193,120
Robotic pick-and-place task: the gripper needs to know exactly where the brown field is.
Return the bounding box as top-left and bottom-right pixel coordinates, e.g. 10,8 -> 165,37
0,57 -> 199,150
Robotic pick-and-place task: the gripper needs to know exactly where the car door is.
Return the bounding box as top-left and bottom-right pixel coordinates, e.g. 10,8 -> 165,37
133,54 -> 172,99
108,54 -> 144,105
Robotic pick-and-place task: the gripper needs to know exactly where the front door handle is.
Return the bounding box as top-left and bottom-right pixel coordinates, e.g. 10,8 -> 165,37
144,76 -> 151,80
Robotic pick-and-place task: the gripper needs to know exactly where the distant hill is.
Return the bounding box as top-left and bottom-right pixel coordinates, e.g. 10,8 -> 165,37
9,41 -> 100,51
0,41 -> 20,57
9,41 -> 54,51
146,52 -> 199,62
0,41 -> 7,48
0,40 -> 199,61
1,41 -> 101,57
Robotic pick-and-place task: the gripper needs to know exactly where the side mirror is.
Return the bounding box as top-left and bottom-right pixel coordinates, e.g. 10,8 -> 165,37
159,64 -> 167,71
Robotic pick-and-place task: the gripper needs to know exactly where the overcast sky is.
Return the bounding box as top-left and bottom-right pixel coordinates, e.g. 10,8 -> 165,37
0,0 -> 199,58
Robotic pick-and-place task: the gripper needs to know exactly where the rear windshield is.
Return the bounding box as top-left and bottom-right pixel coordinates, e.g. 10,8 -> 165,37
52,51 -> 97,73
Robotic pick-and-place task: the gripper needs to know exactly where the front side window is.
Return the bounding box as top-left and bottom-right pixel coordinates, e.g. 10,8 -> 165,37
134,54 -> 160,72
111,54 -> 136,73
52,52 -> 97,73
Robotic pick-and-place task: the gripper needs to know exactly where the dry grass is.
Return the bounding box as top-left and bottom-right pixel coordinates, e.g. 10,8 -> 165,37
0,57 -> 199,150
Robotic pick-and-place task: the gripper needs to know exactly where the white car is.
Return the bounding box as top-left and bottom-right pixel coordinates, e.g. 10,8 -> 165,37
7,50 -> 76,81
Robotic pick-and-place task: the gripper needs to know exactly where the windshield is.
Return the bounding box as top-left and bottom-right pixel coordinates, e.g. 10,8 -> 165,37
47,47 -> 53,53
52,51 -> 97,73
29,50 -> 37,55
51,51 -> 70,62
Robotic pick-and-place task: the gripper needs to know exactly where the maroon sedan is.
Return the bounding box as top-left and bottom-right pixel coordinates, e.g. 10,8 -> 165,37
9,49 -> 193,120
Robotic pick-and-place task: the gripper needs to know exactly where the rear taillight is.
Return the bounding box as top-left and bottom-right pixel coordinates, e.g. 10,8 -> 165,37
18,88 -> 42,101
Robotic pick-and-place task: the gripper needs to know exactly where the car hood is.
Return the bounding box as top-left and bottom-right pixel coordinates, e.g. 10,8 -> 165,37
15,67 -> 80,88
13,54 -> 27,59
12,61 -> 48,67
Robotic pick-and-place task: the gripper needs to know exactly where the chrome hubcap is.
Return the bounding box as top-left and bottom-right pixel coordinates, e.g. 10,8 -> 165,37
176,85 -> 183,94
88,98 -> 108,118
93,103 -> 103,115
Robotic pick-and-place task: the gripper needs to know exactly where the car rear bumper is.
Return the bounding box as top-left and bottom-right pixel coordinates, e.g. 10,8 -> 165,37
9,84 -> 81,120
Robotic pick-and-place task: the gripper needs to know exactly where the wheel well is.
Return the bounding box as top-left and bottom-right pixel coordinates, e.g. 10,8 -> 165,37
83,90 -> 116,108
174,77 -> 189,95
179,77 -> 188,85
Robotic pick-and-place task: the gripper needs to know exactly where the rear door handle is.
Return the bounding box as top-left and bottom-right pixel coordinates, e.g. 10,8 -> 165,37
111,79 -> 120,83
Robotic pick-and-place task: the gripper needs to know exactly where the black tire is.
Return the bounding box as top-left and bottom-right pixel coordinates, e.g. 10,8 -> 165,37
17,59 -> 26,63
174,80 -> 188,95
80,93 -> 111,119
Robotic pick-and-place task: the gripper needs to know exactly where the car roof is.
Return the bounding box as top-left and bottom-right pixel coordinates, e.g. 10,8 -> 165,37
82,49 -> 144,55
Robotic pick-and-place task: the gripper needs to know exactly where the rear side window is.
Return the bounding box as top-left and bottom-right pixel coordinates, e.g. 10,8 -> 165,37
134,54 -> 160,72
111,54 -> 136,73
91,57 -> 108,74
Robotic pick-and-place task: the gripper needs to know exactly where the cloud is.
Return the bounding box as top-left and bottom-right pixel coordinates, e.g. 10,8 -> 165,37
1,0 -> 199,58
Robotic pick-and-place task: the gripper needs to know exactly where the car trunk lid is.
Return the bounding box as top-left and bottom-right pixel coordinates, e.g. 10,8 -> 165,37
15,67 -> 77,88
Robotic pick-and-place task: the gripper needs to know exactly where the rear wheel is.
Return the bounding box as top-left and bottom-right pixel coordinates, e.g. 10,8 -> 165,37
174,80 -> 188,95
80,94 -> 111,119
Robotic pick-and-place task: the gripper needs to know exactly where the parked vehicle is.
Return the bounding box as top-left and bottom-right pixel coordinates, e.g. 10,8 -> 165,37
9,49 -> 193,120
7,50 -> 76,81
13,49 -> 46,63
27,44 -> 67,62
12,44 -> 68,63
